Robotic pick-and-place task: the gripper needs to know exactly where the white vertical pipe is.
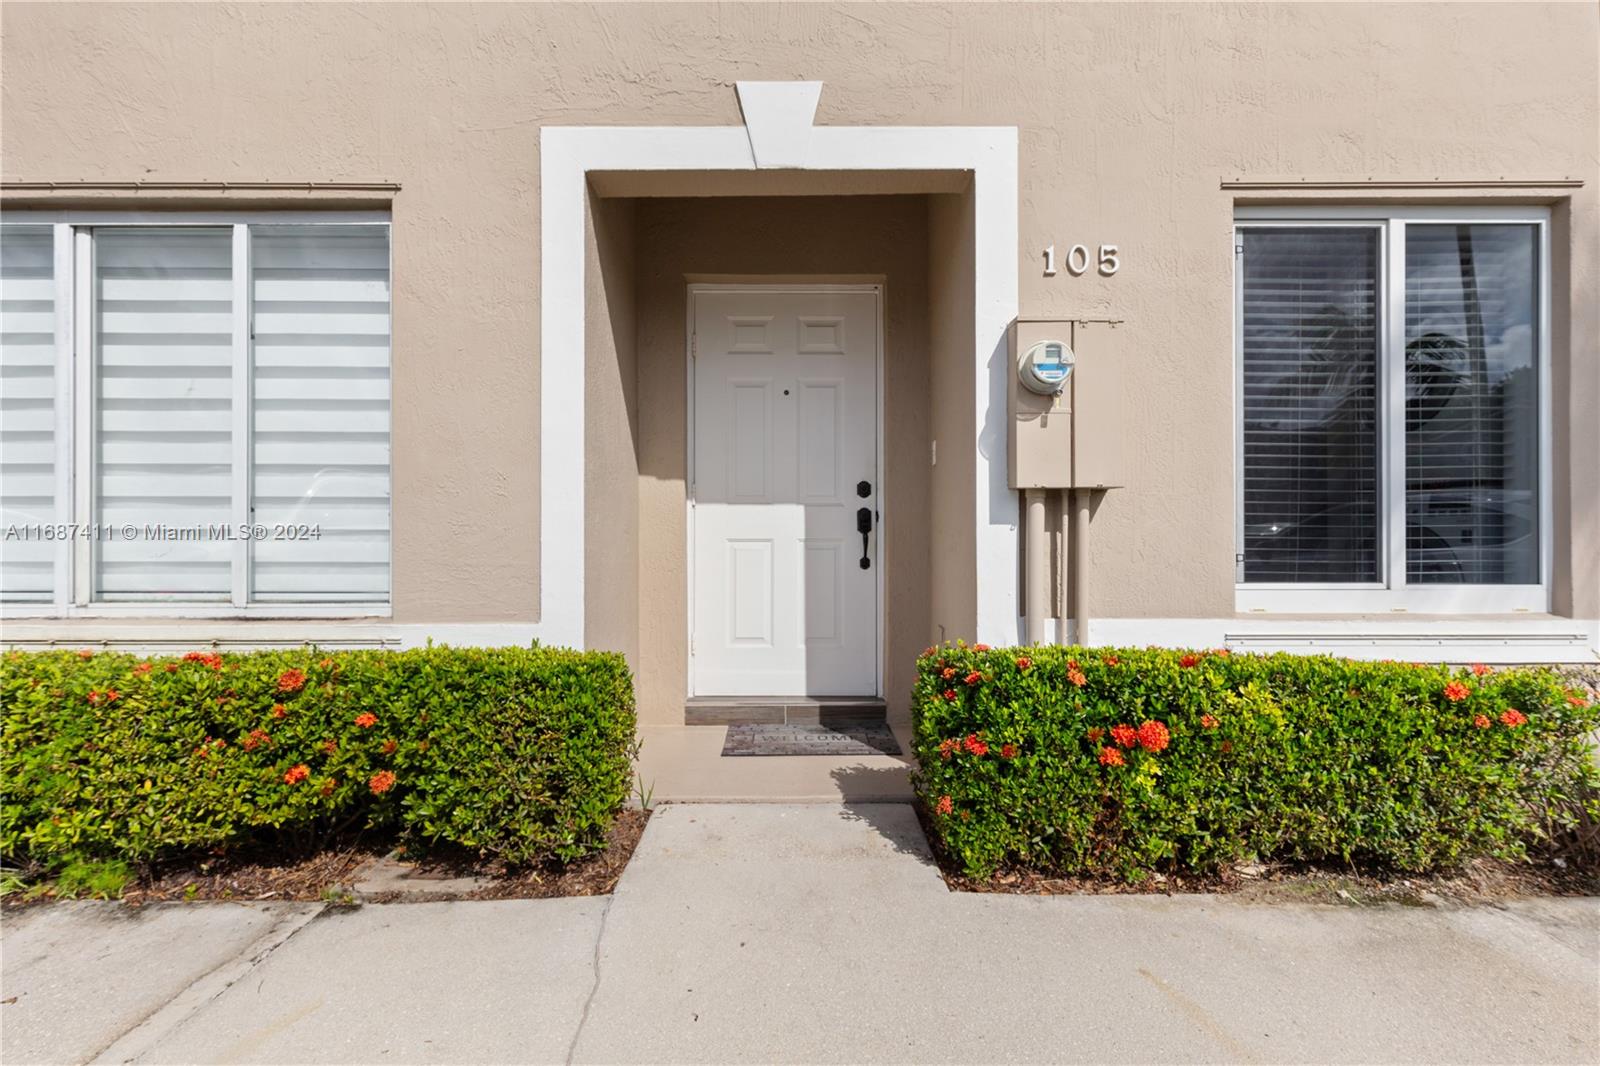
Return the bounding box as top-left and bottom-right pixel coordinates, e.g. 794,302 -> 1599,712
1072,489 -> 1091,646
1023,488 -> 1049,645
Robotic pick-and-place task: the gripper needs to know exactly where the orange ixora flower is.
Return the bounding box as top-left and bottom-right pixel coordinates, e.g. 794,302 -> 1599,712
962,733 -> 989,756
1098,746 -> 1125,767
941,688 -> 958,702
272,703 -> 287,719
321,739 -> 338,755
380,739 -> 398,756
277,668 -> 307,693
1068,668 -> 1087,688
1000,743 -> 1019,760
369,770 -> 397,795
354,712 -> 378,729
1568,693 -> 1590,708
935,794 -> 954,816
1470,663 -> 1493,677
1473,715 -> 1491,729
973,644 -> 990,652
920,646 -> 937,659
1109,724 -> 1138,749
964,670 -> 983,686
941,667 -> 957,680
1102,655 -> 1120,667
1137,720 -> 1170,753
1200,714 -> 1219,729
320,778 -> 338,798
242,729 -> 272,752
1179,653 -> 1202,668
1499,708 -> 1528,728
1442,680 -> 1471,703
319,657 -> 335,669
1086,727 -> 1104,743
77,648 -> 95,659
133,662 -> 152,675
283,764 -> 310,785
1015,657 -> 1032,671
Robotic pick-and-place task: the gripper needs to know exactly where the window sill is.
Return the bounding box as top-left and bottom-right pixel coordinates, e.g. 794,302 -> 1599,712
0,604 -> 392,621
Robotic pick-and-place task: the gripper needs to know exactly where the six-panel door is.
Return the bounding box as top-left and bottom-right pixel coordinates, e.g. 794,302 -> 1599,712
691,289 -> 879,696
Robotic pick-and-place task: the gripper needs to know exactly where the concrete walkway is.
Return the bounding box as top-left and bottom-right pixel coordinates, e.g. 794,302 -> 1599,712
3,805 -> 1597,1064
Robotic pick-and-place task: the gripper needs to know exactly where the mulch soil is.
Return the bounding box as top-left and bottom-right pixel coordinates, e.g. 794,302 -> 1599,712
34,808 -> 652,907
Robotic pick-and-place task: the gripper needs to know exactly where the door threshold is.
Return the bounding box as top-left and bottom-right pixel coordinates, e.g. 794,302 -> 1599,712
684,695 -> 886,726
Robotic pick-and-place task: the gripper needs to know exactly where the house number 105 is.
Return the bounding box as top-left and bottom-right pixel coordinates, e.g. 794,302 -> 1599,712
1044,243 -> 1119,277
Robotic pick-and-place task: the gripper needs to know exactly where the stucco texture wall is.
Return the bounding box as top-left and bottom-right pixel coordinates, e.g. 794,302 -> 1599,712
3,1 -> 1597,630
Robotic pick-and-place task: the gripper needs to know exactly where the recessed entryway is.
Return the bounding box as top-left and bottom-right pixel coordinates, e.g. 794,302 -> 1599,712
688,284 -> 882,698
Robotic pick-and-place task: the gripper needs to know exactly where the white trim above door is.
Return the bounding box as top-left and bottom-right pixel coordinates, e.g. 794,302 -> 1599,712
687,284 -> 883,697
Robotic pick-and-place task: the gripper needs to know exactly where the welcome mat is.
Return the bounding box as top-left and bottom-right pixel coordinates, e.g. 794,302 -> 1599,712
721,722 -> 903,757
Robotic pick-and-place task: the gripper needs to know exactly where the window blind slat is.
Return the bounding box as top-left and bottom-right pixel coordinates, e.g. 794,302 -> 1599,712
249,226 -> 391,603
1239,227 -> 1380,583
0,225 -> 57,602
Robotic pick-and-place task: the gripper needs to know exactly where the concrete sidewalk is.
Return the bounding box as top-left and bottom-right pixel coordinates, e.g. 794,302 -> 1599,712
4,805 -> 1597,1065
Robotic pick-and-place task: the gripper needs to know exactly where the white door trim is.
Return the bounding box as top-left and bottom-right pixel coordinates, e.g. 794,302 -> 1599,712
686,283 -> 885,697
538,120 -> 1020,650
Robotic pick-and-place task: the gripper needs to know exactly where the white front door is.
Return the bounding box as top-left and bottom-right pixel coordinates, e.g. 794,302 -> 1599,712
690,287 -> 880,696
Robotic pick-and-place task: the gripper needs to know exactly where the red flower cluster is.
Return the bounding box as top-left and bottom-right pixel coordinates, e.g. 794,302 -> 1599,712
963,733 -> 988,756
87,688 -> 121,705
938,737 -> 959,760
1099,746 -> 1125,767
1470,663 -> 1492,677
381,739 -> 398,756
1179,653 -> 1201,668
964,670 -> 983,686
1442,681 -> 1471,702
941,688 -> 958,702
1102,655 -> 1120,667
1086,727 -> 1104,743
1499,708 -> 1527,728
77,649 -> 95,660
1000,743 -> 1019,759
1473,715 -> 1491,729
277,668 -> 307,693
935,794 -> 954,815
133,662 -> 152,675
1568,693 -> 1590,708
242,729 -> 272,752
319,657 -> 336,669
354,712 -> 378,729
1109,723 -> 1138,748
1200,714 -> 1219,729
271,703 -> 288,719
1015,657 -> 1032,671
1067,668 -> 1087,688
183,650 -> 224,671
1136,720 -> 1170,752
320,779 -> 338,798
369,770 -> 397,795
941,667 -> 957,680
973,644 -> 990,652
283,764 -> 310,785
921,646 -> 937,659
321,739 -> 338,754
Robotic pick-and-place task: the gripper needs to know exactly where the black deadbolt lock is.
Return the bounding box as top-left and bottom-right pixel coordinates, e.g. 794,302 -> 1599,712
856,480 -> 871,498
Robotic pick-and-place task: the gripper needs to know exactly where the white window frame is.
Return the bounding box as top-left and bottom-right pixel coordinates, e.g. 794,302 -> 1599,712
1234,205 -> 1552,615
0,209 -> 392,619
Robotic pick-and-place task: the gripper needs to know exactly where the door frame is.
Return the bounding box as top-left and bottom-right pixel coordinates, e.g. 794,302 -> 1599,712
685,281 -> 886,699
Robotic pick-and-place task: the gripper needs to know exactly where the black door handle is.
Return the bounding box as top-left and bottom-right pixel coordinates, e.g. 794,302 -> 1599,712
857,507 -> 873,569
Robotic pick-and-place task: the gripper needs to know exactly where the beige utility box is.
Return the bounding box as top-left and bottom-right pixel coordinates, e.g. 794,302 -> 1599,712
1007,318 -> 1125,489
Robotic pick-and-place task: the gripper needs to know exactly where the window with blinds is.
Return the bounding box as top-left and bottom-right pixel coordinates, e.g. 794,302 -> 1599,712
0,216 -> 391,611
1239,227 -> 1380,583
93,229 -> 234,601
250,226 -> 391,602
0,225 -> 57,602
1404,224 -> 1538,585
1237,213 -> 1545,605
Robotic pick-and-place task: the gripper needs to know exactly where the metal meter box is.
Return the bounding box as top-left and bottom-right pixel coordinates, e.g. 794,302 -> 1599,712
1007,317 -> 1125,489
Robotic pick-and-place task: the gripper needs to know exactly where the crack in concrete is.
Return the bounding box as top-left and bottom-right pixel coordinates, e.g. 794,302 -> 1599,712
564,893 -> 617,1066
88,905 -> 326,1065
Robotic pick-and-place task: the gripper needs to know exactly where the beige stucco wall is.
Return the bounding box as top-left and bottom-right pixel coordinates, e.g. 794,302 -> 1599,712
630,195 -> 932,724
3,2 -> 1597,640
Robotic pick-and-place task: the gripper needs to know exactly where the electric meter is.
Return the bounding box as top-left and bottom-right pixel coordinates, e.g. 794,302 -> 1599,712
1018,339 -> 1074,395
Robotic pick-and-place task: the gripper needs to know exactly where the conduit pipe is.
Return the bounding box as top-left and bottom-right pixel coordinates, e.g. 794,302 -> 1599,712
1071,489 -> 1091,647
1023,489 -> 1050,645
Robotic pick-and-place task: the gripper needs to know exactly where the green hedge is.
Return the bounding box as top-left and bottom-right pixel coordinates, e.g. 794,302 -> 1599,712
1,645 -> 636,871
912,644 -> 1599,879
